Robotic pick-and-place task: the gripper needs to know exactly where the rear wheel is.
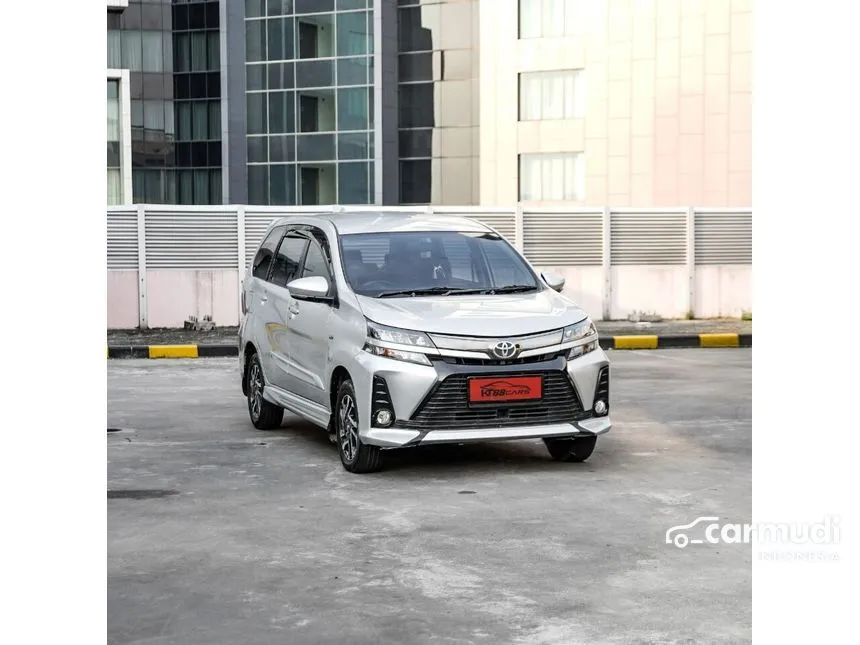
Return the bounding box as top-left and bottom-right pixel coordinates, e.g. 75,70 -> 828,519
247,353 -> 284,430
544,436 -> 597,462
336,379 -> 383,474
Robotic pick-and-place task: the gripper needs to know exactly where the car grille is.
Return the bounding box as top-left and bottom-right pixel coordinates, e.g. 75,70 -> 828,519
395,371 -> 586,431
433,351 -> 565,367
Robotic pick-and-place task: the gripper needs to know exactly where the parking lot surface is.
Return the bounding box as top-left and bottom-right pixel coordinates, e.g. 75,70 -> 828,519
108,349 -> 751,645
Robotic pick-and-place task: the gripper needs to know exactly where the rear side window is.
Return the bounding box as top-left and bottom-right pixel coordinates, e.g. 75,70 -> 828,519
270,234 -> 308,287
252,226 -> 285,279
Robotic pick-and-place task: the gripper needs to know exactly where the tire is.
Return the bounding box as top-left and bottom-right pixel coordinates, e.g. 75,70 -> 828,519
544,436 -> 598,463
246,353 -> 285,430
335,379 -> 383,474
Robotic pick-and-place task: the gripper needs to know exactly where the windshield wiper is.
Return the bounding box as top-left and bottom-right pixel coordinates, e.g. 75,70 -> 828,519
486,284 -> 538,294
377,286 -> 477,298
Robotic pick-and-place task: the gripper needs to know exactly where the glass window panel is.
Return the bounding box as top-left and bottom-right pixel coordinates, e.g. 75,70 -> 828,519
191,141 -> 208,165
246,19 -> 266,62
208,101 -> 221,139
122,31 -> 143,70
172,3 -> 189,30
337,0 -> 367,9
193,169 -> 210,203
189,2 -> 206,29
190,32 -> 207,71
295,59 -> 333,88
107,82 -> 120,141
269,164 -> 297,205
268,17 -> 295,61
399,160 -> 431,204
247,92 -> 268,134
141,31 -> 163,72
131,100 -> 144,128
267,0 -> 293,17
189,72 -> 206,97
398,83 -> 433,128
247,136 -> 268,163
295,0 -> 333,13
164,101 -> 175,137
133,171 -> 146,202
145,169 -> 164,203
144,100 -> 165,134
398,6 -> 437,52
177,102 -> 192,140
398,53 -> 432,82
210,169 -> 222,204
248,165 -> 270,204
193,102 -> 209,140
206,1 -> 220,29
175,33 -> 191,72
246,0 -> 265,18
107,142 -> 121,168
337,87 -> 369,130
178,170 -> 193,204
267,62 -> 294,89
107,31 -> 122,68
336,11 -> 369,56
247,64 -> 267,90
268,91 -> 296,133
107,169 -> 123,205
338,132 -> 369,160
162,32 -> 173,74
270,135 -> 296,162
207,71 -> 221,96
296,134 -> 335,162
208,32 -> 220,70
140,2 -> 162,29
337,56 -> 371,86
338,162 -> 370,204
398,129 -> 432,158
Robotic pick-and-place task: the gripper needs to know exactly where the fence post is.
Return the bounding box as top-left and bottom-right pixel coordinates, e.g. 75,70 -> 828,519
602,206 -> 611,321
514,204 -> 524,251
686,206 -> 696,318
136,204 -> 148,329
237,205 -> 246,318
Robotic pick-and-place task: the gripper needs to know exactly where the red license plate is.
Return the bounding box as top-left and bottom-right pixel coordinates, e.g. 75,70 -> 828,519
468,376 -> 543,403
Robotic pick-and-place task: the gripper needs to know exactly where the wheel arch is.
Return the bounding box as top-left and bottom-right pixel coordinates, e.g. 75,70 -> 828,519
242,341 -> 259,396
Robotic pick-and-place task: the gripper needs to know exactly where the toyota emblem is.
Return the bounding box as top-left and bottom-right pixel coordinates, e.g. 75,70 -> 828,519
491,341 -> 518,360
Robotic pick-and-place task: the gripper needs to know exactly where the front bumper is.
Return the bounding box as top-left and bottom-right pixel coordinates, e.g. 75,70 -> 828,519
353,346 -> 611,448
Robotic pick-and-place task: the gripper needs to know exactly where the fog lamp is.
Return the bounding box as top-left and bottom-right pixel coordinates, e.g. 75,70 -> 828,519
594,400 -> 607,416
375,409 -> 393,427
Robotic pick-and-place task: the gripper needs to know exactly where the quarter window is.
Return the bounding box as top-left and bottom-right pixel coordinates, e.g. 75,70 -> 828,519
252,225 -> 286,279
270,234 -> 309,287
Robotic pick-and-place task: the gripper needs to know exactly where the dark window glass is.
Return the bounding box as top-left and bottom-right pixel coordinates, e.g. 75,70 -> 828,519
175,33 -> 190,72
297,134 -> 335,162
269,164 -> 297,205
140,3 -> 162,29
247,136 -> 268,163
174,73 -> 190,100
131,100 -> 144,128
209,169 -> 222,204
338,132 -> 369,160
302,239 -> 331,280
337,56 -> 371,86
267,0 -> 294,16
176,102 -> 192,140
337,87 -> 369,130
165,170 -> 177,204
246,0 -> 265,19
133,171 -> 146,202
247,64 -> 267,90
300,167 -> 319,205
172,3 -> 189,30
246,19 -> 266,62
206,2 -> 219,29
130,72 -> 144,100
295,59 -> 333,88
400,159 -> 431,204
178,169 -> 193,204
107,142 -> 121,167
399,53 -> 432,82
299,95 -> 319,132
190,32 -> 207,70
338,162 -> 370,205
176,142 -> 192,166
399,128 -> 432,158
270,135 -> 296,162
337,0 -> 367,9
207,141 -> 222,166
295,0 -> 333,13
267,17 -> 295,61
269,91 -> 295,133
208,101 -> 221,139
190,73 -> 207,97
298,21 -> 318,59
336,11 -> 369,56
189,3 -> 206,29
208,32 -> 220,70
144,169 -> 164,202
192,102 -> 208,140
121,2 -> 143,29
142,73 -> 168,99
248,165 -> 270,204
271,234 -> 308,286
107,12 -> 121,30
247,93 -> 267,134
398,7 -> 434,52
191,142 -> 208,165
399,84 -> 434,128
253,225 -> 286,279
207,72 -> 221,97
267,62 -> 294,89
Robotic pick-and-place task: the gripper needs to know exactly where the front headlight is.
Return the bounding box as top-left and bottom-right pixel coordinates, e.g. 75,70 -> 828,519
364,321 -> 435,366
562,318 -> 597,342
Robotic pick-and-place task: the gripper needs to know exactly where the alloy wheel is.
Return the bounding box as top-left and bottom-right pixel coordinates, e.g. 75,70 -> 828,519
338,394 -> 359,462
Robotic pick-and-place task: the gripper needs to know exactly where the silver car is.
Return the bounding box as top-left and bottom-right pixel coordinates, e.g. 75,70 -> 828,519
239,212 -> 611,473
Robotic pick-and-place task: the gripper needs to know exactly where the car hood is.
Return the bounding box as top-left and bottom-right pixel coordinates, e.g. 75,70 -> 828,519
355,290 -> 589,337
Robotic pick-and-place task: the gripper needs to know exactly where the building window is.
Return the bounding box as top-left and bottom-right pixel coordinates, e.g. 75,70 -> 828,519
107,79 -> 122,205
519,0 -> 583,39
519,153 -> 585,202
519,70 -> 585,120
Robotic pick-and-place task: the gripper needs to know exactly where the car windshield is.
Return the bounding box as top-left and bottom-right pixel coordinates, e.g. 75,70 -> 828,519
339,231 -> 541,298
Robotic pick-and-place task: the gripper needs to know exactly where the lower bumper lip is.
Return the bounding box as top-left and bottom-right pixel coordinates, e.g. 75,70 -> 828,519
360,416 -> 612,448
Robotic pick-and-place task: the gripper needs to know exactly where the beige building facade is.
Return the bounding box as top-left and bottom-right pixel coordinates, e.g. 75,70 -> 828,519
478,0 -> 752,207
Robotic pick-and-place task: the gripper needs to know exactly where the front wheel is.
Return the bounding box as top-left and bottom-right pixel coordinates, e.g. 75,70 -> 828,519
335,379 -> 383,474
543,436 -> 597,462
246,353 -> 284,430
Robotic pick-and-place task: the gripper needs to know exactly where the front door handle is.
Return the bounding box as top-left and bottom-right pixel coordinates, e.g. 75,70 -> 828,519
288,303 -> 300,315
260,294 -> 268,303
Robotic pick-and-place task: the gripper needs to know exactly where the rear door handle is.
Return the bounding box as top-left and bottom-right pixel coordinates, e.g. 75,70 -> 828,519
260,295 -> 268,303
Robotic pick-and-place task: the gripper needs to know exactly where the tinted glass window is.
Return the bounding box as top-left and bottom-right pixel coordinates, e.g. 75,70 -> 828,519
302,239 -> 331,280
340,231 -> 539,297
271,234 -> 308,287
252,225 -> 286,278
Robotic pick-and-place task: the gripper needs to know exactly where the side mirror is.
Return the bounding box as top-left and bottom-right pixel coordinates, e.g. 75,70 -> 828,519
542,271 -> 565,293
286,276 -> 330,300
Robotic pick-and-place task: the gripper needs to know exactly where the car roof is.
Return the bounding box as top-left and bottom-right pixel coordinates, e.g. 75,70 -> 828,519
271,211 -> 493,236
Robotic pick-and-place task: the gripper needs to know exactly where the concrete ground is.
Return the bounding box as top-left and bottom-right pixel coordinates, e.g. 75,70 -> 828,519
108,350 -> 751,645
106,319 -> 752,346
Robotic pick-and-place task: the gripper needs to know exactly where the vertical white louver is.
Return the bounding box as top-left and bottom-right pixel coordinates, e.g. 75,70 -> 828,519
107,207 -> 138,270
145,208 -> 238,269
522,210 -> 603,266
610,211 -> 687,265
694,210 -> 752,265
